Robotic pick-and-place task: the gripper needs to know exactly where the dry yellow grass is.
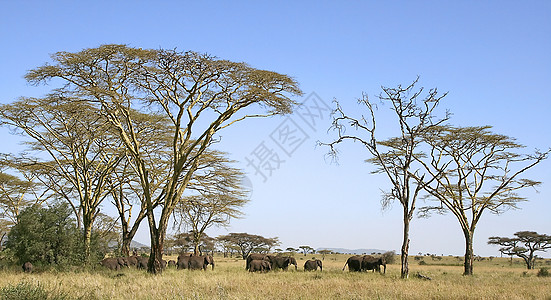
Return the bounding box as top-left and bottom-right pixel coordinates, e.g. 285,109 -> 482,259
0,255 -> 550,299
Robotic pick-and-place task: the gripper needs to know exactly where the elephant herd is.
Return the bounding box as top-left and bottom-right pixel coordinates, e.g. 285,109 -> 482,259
99,253 -> 385,274
246,254 -> 322,272
99,254 -> 215,271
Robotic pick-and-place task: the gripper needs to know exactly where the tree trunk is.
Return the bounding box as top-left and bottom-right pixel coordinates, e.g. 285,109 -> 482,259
120,237 -> 131,257
146,212 -> 166,274
401,215 -> 410,279
83,220 -> 93,264
147,225 -> 164,274
463,230 -> 474,275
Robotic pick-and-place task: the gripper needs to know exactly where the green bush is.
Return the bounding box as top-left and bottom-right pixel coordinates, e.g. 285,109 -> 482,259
537,267 -> 549,277
5,202 -> 106,267
0,281 -> 69,300
419,260 -> 427,265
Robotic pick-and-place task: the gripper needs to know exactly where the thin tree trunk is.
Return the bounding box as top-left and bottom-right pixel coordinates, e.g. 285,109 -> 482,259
401,214 -> 410,279
463,230 -> 474,275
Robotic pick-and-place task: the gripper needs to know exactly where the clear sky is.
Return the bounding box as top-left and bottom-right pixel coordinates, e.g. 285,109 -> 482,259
1,1 -> 550,257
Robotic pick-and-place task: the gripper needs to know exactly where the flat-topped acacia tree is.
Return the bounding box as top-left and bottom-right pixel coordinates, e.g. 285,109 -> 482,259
26,44 -> 302,274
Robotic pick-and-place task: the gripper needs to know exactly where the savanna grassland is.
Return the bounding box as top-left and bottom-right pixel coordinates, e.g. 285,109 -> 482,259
1,254 -> 550,300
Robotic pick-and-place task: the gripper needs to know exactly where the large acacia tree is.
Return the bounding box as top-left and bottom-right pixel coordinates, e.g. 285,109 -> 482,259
322,78 -> 449,278
414,125 -> 549,275
25,44 -> 302,273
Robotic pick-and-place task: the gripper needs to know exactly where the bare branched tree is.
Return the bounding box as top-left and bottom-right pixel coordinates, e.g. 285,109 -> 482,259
320,77 -> 449,278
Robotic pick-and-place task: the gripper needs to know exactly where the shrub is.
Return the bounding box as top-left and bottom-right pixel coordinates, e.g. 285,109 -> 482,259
5,202 -> 105,267
537,267 -> 550,277
419,260 -> 427,265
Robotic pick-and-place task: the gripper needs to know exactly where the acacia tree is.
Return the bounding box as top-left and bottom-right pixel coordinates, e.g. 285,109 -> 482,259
217,233 -> 279,259
0,154 -> 49,228
25,45 -> 301,274
0,96 -> 122,262
414,125 -> 550,275
488,231 -> 551,269
321,78 -> 449,278
299,245 -> 314,256
173,150 -> 248,255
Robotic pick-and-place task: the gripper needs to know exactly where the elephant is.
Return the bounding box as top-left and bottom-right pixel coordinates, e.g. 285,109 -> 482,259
246,253 -> 271,270
126,256 -> 139,268
342,255 -> 363,272
271,256 -> 298,271
101,257 -> 122,270
361,255 -> 386,274
136,256 -> 149,269
167,260 -> 177,268
177,254 -> 192,270
249,259 -> 271,272
304,259 -> 323,271
188,255 -> 215,270
117,257 -> 129,268
22,261 -> 33,273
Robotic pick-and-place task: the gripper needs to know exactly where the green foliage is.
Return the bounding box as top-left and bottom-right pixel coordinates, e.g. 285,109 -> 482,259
0,281 -> 69,300
537,267 -> 549,277
5,202 -> 105,266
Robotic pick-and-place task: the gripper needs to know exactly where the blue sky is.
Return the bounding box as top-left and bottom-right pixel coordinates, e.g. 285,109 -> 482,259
1,1 -> 550,257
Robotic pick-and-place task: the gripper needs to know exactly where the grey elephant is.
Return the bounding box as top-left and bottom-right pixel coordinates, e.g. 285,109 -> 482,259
101,257 -> 122,270
136,256 -> 149,269
117,257 -> 129,268
246,253 -> 271,270
22,261 -> 33,273
304,259 -> 322,271
342,255 -> 363,272
362,255 -> 386,273
126,256 -> 139,268
249,259 -> 271,272
271,256 -> 298,271
188,255 -> 215,270
177,253 -> 192,269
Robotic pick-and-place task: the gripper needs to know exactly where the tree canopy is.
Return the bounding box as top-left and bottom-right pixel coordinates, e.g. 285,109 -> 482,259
488,231 -> 551,269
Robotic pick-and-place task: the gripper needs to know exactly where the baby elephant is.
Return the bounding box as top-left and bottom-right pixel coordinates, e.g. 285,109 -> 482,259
304,259 -> 322,271
249,259 -> 271,272
22,261 -> 33,273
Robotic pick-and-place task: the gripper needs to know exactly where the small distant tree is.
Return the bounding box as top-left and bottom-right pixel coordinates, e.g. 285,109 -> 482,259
299,245 -> 314,256
217,233 -> 279,259
488,231 -> 551,269
286,247 -> 299,255
318,249 -> 332,260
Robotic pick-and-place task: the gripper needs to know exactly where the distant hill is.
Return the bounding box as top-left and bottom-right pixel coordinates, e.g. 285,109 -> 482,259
316,248 -> 391,255
107,240 -> 150,250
